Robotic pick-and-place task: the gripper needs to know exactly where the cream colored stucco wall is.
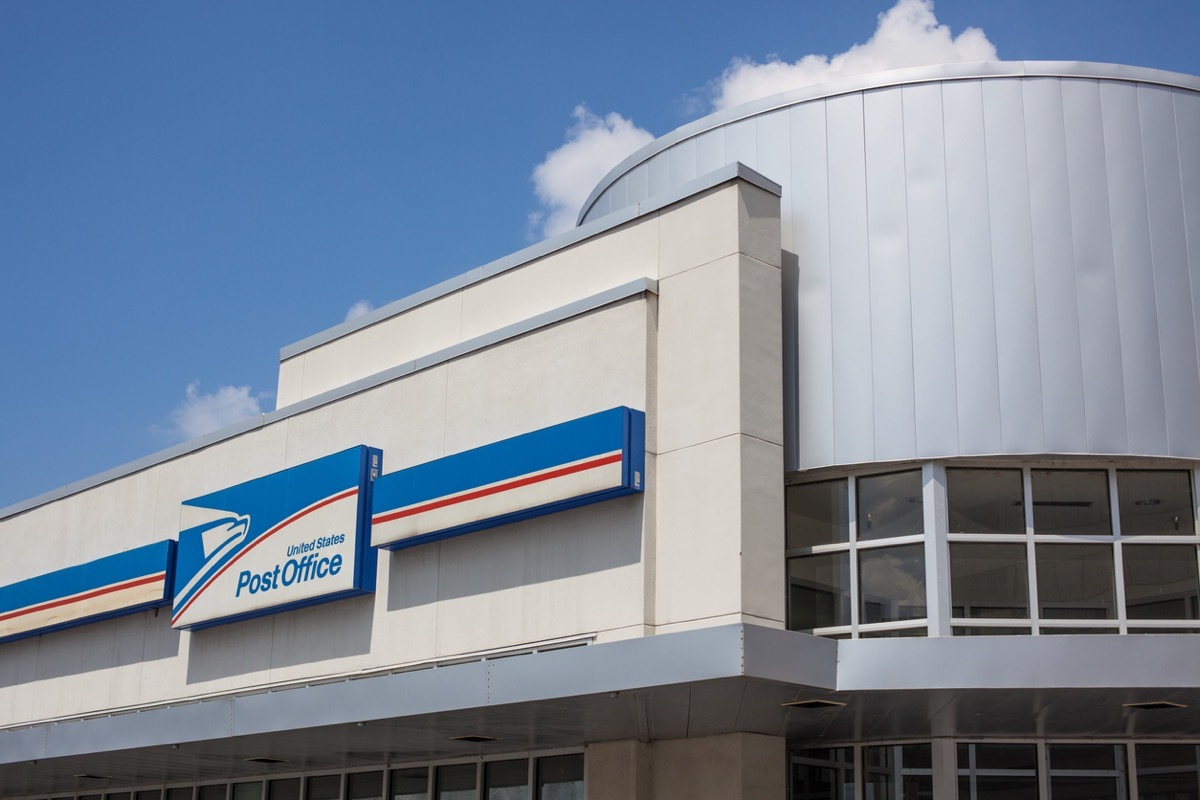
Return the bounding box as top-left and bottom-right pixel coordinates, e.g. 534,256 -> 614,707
0,175 -> 786,728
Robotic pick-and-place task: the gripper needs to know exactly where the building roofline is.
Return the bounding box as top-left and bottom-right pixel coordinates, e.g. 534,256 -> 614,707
279,162 -> 779,362
0,163 -> 777,520
578,60 -> 1200,225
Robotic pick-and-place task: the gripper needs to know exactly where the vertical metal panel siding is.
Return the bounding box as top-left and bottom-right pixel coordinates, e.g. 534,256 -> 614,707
941,80 -> 1004,458
1101,81 -> 1170,455
1022,78 -> 1089,453
755,110 -> 792,251
982,78 -> 1046,454
1178,92 -> 1200,425
902,82 -> 960,458
647,151 -> 671,198
1061,78 -> 1131,454
1142,88 -> 1200,455
695,127 -> 727,178
864,87 -> 918,461
826,92 -> 876,465
580,71 -> 1200,469
669,138 -> 698,187
789,101 -> 836,468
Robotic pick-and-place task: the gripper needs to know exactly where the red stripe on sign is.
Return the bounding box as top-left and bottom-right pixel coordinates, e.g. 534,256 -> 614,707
373,452 -> 623,526
172,487 -> 358,625
0,572 -> 166,624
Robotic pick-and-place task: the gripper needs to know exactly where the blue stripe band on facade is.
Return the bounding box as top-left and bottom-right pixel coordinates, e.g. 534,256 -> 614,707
372,407 -> 645,549
0,539 -> 175,643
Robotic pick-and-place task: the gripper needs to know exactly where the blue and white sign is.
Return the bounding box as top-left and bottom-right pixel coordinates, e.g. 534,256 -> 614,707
371,407 -> 644,550
0,540 -> 175,644
171,446 -> 381,630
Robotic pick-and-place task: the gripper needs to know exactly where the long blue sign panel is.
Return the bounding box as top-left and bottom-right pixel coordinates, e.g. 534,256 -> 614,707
171,445 -> 381,630
0,540 -> 175,644
371,407 -> 645,550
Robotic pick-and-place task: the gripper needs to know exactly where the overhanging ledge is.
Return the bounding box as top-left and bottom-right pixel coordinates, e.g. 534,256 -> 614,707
0,623 -> 835,765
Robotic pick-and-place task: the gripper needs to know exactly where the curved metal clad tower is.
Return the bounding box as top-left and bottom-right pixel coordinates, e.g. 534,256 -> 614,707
580,62 -> 1200,473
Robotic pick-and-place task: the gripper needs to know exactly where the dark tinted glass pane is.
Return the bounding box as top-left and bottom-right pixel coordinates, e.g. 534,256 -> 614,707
1032,470 -> 1111,535
485,759 -> 528,799
198,787 -> 227,800
1123,544 -> 1200,620
1050,743 -> 1124,771
859,626 -> 926,638
788,480 -> 850,547
347,773 -> 383,800
1138,771 -> 1199,800
953,627 -> 1031,635
1036,543 -> 1116,619
789,552 -> 851,630
860,544 -> 926,623
1039,626 -> 1117,634
976,743 -> 1037,771
1118,470 -> 1193,535
968,775 -> 1040,800
137,792 -> 162,800
858,471 -> 924,541
791,748 -> 855,800
864,744 -> 932,800
167,789 -> 194,800
1137,744 -> 1199,770
948,468 -> 1025,534
107,794 -> 131,800
537,754 -> 583,800
436,764 -> 476,799
267,780 -> 299,800
307,776 -> 341,800
232,785 -> 261,800
951,543 -> 1029,619
390,767 -> 429,800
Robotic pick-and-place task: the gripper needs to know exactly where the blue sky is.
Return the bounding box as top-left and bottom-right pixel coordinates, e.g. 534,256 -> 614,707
2,0 -> 1199,510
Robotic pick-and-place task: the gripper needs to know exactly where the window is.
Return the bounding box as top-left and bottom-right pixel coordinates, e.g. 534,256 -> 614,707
957,743 -> 1038,800
790,463 -> 1200,637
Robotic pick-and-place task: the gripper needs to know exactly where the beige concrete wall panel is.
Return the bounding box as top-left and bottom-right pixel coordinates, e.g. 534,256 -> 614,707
179,611 -> 275,695
655,436 -> 744,625
27,612 -> 148,720
0,634 -> 42,724
431,497 -> 645,656
585,739 -> 650,800
263,593 -> 379,683
739,256 -> 784,446
738,182 -> 783,269
739,436 -> 785,625
442,300 -> 649,456
458,220 -> 659,342
656,255 -> 742,454
374,539 -> 440,663
281,365 -> 449,472
658,185 -> 740,279
649,733 -> 786,800
291,293 -> 464,406
275,356 -> 304,409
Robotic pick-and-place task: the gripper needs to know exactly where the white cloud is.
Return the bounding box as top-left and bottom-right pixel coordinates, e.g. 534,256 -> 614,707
345,299 -> 374,322
711,0 -> 997,111
529,104 -> 654,239
168,381 -> 264,440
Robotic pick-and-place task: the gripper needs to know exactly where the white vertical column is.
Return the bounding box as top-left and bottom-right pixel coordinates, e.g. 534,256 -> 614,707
923,462 -> 951,637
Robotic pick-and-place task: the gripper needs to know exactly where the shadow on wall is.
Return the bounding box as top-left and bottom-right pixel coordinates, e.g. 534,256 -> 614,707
185,591 -> 375,685
386,494 -> 646,612
0,607 -> 181,685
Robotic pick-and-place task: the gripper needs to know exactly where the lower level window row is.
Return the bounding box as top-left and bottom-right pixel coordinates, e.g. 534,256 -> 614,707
18,754 -> 583,800
792,741 -> 1200,800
